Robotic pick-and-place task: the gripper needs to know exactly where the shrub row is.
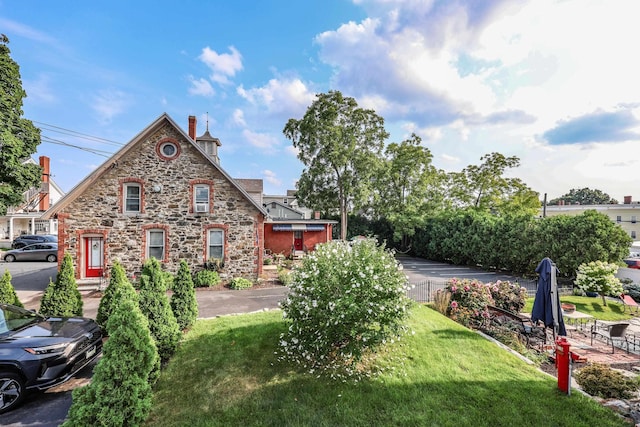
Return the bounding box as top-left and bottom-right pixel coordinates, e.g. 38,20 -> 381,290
412,209 -> 631,278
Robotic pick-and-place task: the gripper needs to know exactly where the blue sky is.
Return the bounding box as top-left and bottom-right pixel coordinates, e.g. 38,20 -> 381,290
2,0 -> 640,201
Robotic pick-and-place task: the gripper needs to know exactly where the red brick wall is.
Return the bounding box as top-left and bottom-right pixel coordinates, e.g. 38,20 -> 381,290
264,224 -> 333,257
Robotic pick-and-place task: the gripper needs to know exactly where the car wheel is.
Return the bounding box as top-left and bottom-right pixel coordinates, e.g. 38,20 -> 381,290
4,254 -> 15,263
46,254 -> 57,263
0,372 -> 26,414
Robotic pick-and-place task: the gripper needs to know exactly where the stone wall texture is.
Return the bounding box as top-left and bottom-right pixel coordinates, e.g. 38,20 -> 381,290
58,120 -> 264,280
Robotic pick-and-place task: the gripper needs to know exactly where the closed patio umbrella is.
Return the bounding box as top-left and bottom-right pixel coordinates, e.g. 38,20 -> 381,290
531,257 -> 566,338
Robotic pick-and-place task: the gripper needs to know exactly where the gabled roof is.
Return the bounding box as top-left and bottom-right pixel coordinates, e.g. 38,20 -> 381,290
42,113 -> 267,219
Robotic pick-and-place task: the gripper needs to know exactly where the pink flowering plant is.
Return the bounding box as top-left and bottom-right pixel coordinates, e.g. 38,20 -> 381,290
446,278 -> 493,328
278,239 -> 413,379
487,280 -> 527,313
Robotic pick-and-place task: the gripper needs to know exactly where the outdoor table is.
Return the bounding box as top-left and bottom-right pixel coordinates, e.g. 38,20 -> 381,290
562,310 -> 594,334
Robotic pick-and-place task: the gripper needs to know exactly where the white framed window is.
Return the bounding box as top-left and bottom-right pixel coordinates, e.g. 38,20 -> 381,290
147,229 -> 165,260
207,229 -> 224,260
617,215 -> 622,223
195,185 -> 209,213
632,231 -> 637,239
124,183 -> 141,213
633,216 -> 637,224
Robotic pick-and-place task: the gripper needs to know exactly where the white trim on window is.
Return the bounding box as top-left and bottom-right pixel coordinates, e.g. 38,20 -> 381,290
195,185 -> 210,213
147,229 -> 165,260
124,183 -> 141,213
207,229 -> 224,260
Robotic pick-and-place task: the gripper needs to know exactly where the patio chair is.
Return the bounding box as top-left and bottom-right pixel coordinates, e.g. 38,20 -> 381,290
620,294 -> 640,314
590,322 -> 630,354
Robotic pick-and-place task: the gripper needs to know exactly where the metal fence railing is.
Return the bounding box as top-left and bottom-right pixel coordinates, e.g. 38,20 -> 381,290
406,278 -> 572,303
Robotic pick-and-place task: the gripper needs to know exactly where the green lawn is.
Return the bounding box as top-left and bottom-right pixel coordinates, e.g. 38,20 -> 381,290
147,305 -> 627,426
523,295 -> 633,322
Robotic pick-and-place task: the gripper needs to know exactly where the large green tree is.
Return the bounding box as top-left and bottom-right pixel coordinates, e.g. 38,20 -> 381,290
373,134 -> 443,251
0,35 -> 41,216
548,187 -> 618,205
448,152 -> 540,215
283,91 -> 389,240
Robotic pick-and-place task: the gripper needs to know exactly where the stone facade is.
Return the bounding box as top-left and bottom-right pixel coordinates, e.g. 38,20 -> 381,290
48,115 -> 265,280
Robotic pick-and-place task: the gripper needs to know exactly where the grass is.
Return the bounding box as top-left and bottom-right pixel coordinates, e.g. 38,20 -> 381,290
146,305 -> 627,426
523,295 -> 632,321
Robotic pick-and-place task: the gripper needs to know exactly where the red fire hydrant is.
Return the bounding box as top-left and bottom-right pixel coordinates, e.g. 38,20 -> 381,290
555,337 -> 571,394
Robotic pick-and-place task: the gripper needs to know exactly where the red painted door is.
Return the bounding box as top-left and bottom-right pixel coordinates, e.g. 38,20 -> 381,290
294,231 -> 303,251
85,237 -> 104,278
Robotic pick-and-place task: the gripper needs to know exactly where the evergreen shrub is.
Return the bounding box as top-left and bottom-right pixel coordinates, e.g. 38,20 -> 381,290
62,297 -> 158,427
0,269 -> 23,307
97,261 -> 137,329
170,260 -> 198,330
39,253 -> 83,317
138,258 -> 181,363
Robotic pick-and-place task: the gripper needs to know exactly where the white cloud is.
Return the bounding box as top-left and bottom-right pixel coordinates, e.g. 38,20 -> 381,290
23,73 -> 56,104
237,77 -> 315,117
242,129 -> 280,150
285,145 -> 299,157
187,76 -> 215,97
263,169 -> 282,186
232,109 -> 246,127
92,89 -> 130,124
198,46 -> 243,85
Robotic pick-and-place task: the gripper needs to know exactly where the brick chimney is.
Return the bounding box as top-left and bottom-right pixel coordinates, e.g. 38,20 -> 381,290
625,196 -> 632,204
314,211 -> 320,219
188,115 -> 197,140
39,156 -> 50,211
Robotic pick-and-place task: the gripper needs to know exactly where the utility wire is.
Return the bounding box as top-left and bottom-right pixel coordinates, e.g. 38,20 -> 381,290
33,121 -> 125,148
40,136 -> 114,157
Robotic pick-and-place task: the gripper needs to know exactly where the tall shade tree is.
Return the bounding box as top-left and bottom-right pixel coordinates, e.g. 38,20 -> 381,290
373,134 -> 443,251
548,188 -> 618,205
283,91 -> 389,240
0,35 -> 42,216
448,152 -> 540,215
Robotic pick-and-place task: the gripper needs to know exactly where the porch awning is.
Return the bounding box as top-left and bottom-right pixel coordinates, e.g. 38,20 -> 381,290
272,224 -> 326,232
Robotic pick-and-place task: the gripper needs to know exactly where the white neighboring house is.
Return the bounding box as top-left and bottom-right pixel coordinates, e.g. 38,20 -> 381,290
0,156 -> 63,246
263,190 -> 313,219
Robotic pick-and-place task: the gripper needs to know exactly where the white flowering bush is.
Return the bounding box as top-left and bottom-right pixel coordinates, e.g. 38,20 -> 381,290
278,239 -> 413,378
574,261 -> 623,306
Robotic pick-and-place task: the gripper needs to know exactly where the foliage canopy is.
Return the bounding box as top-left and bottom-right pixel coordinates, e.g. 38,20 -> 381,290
0,35 -> 42,216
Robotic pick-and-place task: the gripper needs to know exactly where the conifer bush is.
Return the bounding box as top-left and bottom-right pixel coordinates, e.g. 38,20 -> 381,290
39,253 -> 83,316
0,269 -> 23,307
137,258 -> 181,363
62,295 -> 158,427
97,261 -> 137,329
170,260 -> 198,330
278,240 -> 413,378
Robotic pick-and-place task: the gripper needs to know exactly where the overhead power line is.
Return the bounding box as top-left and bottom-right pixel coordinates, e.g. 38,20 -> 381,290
40,135 -> 113,158
33,121 -> 125,148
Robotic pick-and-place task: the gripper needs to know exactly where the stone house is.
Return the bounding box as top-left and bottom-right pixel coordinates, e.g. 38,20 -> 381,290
41,113 -> 267,282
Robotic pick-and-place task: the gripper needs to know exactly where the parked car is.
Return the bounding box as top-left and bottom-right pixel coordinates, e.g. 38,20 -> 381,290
2,243 -> 58,263
624,258 -> 640,269
11,235 -> 57,249
0,303 -> 103,413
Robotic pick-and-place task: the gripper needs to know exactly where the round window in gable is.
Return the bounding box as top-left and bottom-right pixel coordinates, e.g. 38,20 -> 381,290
156,139 -> 181,160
